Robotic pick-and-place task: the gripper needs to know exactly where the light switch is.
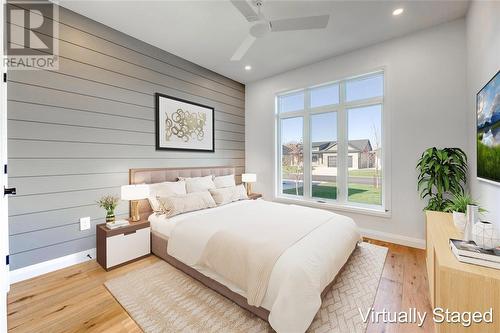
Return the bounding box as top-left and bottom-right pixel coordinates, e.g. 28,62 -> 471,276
80,217 -> 91,231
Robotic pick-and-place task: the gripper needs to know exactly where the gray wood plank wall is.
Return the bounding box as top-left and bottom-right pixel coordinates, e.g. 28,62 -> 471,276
7,5 -> 245,269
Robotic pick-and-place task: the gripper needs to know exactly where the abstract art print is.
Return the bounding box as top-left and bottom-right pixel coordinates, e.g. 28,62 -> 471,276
477,70 -> 500,184
155,93 -> 214,152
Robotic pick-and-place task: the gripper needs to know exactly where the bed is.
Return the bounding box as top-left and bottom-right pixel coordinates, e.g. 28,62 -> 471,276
130,167 -> 361,333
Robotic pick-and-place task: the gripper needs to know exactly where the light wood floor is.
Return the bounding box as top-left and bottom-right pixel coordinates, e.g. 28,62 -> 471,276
7,239 -> 434,332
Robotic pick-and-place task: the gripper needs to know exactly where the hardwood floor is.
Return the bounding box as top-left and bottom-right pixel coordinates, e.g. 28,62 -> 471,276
7,240 -> 434,332
366,239 -> 434,333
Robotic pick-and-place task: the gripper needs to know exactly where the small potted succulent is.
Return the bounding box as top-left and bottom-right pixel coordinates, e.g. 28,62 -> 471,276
445,193 -> 484,232
97,195 -> 120,223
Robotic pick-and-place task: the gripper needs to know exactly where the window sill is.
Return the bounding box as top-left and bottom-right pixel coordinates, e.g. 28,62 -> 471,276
273,195 -> 391,218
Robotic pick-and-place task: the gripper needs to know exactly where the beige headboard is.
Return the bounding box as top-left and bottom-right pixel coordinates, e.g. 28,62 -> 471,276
129,166 -> 238,215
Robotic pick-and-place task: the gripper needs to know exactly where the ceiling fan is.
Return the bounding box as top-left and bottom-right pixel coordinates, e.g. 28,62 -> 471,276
230,0 -> 330,61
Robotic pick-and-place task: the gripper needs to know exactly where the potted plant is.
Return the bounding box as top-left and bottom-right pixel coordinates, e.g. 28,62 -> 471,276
416,147 -> 467,211
444,193 -> 484,231
97,195 -> 120,223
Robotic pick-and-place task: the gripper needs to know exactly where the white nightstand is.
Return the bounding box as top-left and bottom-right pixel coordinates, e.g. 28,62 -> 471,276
96,219 -> 151,270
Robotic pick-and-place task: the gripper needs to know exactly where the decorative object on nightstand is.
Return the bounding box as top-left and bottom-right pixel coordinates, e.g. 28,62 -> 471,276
121,184 -> 149,222
96,218 -> 151,270
464,204 -> 479,242
248,193 -> 262,200
97,195 -> 120,223
242,173 -> 257,195
473,221 -> 500,250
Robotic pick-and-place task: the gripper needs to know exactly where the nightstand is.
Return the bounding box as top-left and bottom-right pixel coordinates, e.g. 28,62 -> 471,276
96,219 -> 151,270
248,193 -> 262,200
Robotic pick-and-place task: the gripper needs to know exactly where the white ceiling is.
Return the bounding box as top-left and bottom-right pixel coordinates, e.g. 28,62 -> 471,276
59,0 -> 469,83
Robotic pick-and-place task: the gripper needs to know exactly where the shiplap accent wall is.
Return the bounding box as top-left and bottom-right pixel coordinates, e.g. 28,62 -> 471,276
7,5 -> 245,269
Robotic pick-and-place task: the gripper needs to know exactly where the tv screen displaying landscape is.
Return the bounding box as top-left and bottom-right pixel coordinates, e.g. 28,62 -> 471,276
477,70 -> 500,183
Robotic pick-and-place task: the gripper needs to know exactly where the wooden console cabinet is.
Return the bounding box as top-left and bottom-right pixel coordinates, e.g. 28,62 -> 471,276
426,211 -> 500,332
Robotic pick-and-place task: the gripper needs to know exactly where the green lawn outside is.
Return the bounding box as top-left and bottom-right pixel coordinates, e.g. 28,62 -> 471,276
283,182 -> 382,205
348,168 -> 381,178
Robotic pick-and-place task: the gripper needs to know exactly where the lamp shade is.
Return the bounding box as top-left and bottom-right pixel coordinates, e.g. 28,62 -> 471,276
121,184 -> 149,200
242,173 -> 257,183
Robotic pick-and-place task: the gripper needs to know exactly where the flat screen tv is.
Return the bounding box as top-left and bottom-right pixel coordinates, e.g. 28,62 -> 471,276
477,70 -> 500,184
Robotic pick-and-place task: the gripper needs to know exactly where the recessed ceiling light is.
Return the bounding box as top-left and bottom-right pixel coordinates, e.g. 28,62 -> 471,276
392,8 -> 404,16
244,65 -> 252,71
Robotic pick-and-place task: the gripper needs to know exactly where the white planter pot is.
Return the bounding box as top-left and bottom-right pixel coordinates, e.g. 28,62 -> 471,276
452,211 -> 466,232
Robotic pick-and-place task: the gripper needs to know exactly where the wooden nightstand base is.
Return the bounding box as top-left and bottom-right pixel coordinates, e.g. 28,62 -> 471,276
248,193 -> 262,200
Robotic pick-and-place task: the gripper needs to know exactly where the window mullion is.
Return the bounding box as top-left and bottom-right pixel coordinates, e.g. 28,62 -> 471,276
303,90 -> 311,199
337,82 -> 348,203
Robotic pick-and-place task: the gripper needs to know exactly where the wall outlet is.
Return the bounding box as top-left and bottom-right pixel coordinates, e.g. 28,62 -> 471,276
80,217 -> 91,231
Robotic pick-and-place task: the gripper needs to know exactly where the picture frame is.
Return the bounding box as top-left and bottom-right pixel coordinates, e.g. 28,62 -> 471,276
476,70 -> 500,185
155,93 -> 215,152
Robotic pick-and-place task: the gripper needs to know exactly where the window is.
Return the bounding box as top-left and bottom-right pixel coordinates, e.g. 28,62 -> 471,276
279,91 -> 304,113
280,117 -> 303,197
277,71 -> 386,212
327,156 -> 336,168
348,156 -> 353,168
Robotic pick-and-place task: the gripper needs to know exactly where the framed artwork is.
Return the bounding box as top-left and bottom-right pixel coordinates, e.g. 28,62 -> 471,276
155,93 -> 215,152
476,70 -> 499,185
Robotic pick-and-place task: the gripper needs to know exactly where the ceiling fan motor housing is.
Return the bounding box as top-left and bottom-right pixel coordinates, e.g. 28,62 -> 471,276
250,22 -> 270,38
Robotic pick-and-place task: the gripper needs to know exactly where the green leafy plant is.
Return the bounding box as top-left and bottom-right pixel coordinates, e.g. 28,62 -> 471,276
444,193 -> 485,214
417,147 -> 467,211
97,195 -> 120,213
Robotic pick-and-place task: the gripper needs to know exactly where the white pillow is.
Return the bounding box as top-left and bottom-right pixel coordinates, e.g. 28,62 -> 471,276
213,174 -> 236,189
209,184 -> 248,206
147,181 -> 186,212
158,191 -> 216,217
180,175 -> 216,193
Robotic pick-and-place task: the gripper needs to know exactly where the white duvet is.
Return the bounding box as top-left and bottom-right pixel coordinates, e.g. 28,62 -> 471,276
164,200 -> 361,333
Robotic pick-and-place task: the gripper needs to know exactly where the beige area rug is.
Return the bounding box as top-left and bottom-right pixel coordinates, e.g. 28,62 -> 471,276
105,242 -> 387,333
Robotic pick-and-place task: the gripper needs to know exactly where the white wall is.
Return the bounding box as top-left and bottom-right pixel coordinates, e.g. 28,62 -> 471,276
466,1 -> 500,225
246,19 -> 467,245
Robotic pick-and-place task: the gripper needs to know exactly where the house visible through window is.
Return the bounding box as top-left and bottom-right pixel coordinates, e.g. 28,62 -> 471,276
277,71 -> 385,210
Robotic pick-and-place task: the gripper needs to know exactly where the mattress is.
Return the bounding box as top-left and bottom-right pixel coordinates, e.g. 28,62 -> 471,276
148,213 -> 175,238
163,200 -> 361,333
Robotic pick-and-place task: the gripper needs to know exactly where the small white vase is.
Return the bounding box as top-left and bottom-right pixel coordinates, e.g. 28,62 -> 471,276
452,211 -> 466,232
464,205 -> 479,242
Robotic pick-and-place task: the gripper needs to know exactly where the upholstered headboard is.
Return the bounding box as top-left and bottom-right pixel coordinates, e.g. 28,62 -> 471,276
129,166 -> 238,215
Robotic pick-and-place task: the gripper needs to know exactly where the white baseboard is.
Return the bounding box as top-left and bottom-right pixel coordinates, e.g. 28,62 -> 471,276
7,229 -> 424,284
360,228 -> 426,249
9,248 -> 96,284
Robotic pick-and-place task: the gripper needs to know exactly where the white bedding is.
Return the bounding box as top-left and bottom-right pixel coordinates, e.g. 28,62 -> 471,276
158,200 -> 361,333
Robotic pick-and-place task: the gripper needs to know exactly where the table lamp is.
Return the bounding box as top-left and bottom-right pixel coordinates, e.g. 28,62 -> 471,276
121,184 -> 149,222
242,173 -> 257,195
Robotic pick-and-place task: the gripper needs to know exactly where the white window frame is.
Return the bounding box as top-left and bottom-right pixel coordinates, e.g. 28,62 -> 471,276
275,70 -> 391,217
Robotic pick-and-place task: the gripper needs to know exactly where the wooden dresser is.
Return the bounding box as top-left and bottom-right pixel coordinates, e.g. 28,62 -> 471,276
426,211 -> 500,332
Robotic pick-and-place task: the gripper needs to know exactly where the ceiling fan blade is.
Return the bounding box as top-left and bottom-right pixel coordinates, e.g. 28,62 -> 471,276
230,35 -> 256,61
230,0 -> 259,22
270,15 -> 330,32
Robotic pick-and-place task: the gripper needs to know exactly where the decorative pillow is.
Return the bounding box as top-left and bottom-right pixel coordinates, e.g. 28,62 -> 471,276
157,191 -> 216,217
147,181 -> 186,212
213,174 -> 236,189
209,184 -> 248,206
179,175 -> 216,193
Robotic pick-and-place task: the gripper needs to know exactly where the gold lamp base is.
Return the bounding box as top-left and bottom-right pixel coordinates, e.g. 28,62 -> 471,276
245,182 -> 253,196
130,200 -> 141,222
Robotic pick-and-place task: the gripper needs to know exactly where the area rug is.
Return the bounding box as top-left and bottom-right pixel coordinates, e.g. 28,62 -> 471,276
105,242 -> 387,333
